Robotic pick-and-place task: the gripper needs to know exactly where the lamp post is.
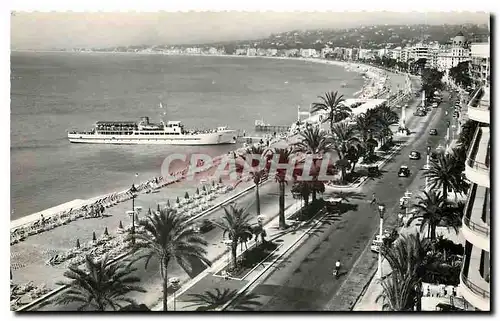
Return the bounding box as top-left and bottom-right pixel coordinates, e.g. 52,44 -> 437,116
377,203 -> 386,279
223,239 -> 232,267
424,145 -> 431,190
169,277 -> 180,311
129,184 -> 138,245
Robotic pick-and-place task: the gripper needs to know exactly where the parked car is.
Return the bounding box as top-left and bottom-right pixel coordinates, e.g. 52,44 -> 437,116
429,129 -> 438,135
432,102 -> 438,108
409,151 -> 421,160
370,235 -> 387,253
398,165 -> 410,177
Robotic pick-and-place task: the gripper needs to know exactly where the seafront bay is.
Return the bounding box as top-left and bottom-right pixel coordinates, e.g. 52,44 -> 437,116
11,54 -> 406,309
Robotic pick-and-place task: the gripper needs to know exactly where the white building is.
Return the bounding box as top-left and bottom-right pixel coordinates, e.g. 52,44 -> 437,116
185,47 -> 202,54
300,48 -> 317,58
470,38 -> 490,86
437,32 -> 471,72
459,85 -> 490,311
321,47 -> 334,58
246,48 -> 257,56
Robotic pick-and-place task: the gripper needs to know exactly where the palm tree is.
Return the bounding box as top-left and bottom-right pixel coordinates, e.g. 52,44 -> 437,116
129,209 -> 210,311
291,181 -> 312,206
52,254 -> 145,311
185,288 -> 263,311
269,147 -> 294,229
424,152 -> 464,200
376,233 -> 431,311
292,126 -> 333,201
213,204 -> 253,269
406,191 -> 460,240
376,273 -> 416,311
311,91 -> 351,130
330,122 -> 360,159
242,145 -> 268,217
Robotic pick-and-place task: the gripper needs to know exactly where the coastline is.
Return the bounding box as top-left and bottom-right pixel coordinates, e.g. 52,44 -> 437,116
10,54 -> 385,229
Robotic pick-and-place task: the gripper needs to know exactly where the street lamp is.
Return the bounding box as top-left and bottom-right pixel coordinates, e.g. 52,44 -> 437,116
169,277 -> 180,311
377,203 -> 386,279
129,184 -> 138,245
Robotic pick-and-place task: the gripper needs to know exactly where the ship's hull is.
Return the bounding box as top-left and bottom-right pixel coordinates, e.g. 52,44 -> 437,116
68,131 -> 237,145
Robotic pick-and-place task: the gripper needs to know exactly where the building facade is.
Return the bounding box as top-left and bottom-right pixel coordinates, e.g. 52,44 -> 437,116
437,32 -> 471,72
459,85 -> 490,311
470,38 -> 490,86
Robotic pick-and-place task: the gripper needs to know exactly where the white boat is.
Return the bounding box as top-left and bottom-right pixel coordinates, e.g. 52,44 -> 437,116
68,116 -> 237,145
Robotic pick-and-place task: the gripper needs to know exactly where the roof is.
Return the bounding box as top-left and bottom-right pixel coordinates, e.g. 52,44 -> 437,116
96,121 -> 137,125
456,31 -> 465,37
167,121 -> 182,124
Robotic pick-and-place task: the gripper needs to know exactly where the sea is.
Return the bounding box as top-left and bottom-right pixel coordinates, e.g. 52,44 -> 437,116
10,52 -> 364,220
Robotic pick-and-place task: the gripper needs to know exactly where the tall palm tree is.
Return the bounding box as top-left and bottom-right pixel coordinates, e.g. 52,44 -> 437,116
213,204 -> 253,269
291,181 -> 312,206
185,288 -> 262,311
292,126 -> 333,201
52,254 -> 145,311
406,191 -> 458,240
311,91 -> 351,130
424,152 -> 464,200
269,147 -> 294,229
376,233 -> 431,311
241,145 -> 268,216
129,209 -> 210,311
330,122 -> 360,160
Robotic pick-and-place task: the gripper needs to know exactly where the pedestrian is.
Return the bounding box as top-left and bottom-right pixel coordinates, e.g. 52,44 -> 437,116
370,193 -> 378,205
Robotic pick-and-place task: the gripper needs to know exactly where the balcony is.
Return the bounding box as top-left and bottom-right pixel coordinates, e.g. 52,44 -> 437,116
467,86 -> 490,124
460,244 -> 490,311
462,184 -> 490,251
465,127 -> 490,187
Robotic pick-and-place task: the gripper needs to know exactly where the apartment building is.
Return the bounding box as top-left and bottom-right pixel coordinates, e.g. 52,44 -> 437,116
470,38 -> 490,86
459,85 -> 490,311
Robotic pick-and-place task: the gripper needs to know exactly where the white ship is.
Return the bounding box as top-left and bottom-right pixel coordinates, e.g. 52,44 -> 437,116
68,116 -> 237,145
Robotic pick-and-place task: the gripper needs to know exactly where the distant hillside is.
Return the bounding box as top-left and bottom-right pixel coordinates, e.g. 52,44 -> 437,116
191,23 -> 489,50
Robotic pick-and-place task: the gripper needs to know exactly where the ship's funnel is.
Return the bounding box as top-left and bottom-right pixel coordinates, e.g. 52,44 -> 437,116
141,117 -> 150,124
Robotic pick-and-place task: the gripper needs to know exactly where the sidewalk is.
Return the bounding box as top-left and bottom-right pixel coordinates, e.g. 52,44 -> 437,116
151,199 -> 317,311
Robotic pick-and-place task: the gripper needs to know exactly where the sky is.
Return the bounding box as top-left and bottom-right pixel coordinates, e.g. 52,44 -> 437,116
10,11 -> 490,50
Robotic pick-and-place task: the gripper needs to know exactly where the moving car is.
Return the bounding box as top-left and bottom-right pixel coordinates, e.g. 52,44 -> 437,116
409,151 -> 421,160
193,219 -> 215,233
432,102 -> 439,108
398,165 -> 410,177
429,129 -> 438,135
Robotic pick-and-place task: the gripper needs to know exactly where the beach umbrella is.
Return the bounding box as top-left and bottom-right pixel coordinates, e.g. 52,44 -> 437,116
184,192 -> 189,199
176,196 -> 180,204
196,187 -> 200,195
167,200 -> 171,207
92,231 -> 97,242
104,227 -> 109,236
157,204 -> 160,212
203,185 -> 207,193
219,177 -> 223,184
119,220 -> 123,229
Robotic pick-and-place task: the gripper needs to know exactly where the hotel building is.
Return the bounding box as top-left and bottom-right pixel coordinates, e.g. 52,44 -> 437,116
459,82 -> 490,311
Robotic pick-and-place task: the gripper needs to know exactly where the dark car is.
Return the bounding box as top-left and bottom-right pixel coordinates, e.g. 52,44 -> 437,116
430,152 -> 439,161
429,129 -> 438,135
193,219 -> 215,233
409,151 -> 421,160
398,165 -> 410,177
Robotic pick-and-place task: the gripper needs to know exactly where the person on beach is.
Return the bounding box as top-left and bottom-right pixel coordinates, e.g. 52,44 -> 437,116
370,193 -> 378,205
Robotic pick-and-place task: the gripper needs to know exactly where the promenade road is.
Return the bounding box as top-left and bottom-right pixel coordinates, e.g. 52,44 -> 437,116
240,92 -> 454,311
